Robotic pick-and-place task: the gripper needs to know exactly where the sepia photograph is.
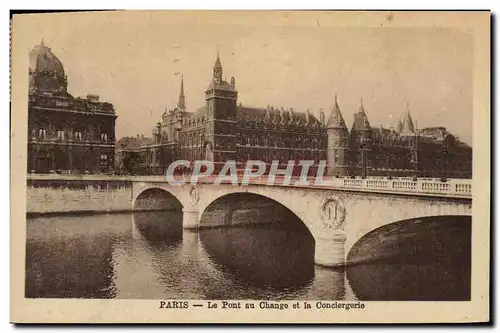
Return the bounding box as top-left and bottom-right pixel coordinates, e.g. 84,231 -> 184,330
10,10 -> 490,323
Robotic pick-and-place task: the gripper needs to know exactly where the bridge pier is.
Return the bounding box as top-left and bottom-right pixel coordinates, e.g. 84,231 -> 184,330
314,231 -> 347,267
182,208 -> 199,229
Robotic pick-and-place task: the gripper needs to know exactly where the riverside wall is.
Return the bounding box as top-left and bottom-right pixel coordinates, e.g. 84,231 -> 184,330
27,178 -> 134,215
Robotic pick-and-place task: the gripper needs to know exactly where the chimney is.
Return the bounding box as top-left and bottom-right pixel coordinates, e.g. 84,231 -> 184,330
319,108 -> 325,124
86,94 -> 100,102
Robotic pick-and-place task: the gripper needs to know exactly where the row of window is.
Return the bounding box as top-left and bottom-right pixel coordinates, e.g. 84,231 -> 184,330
31,129 -> 109,142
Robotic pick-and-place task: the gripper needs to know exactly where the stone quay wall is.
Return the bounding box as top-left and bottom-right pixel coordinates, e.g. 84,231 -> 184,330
27,178 -> 134,215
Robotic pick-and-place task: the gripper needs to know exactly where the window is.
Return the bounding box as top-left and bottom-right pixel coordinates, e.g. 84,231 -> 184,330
57,130 -> 65,140
38,128 -> 47,139
55,100 -> 69,107
100,154 -> 108,166
75,131 -> 82,141
101,133 -> 108,142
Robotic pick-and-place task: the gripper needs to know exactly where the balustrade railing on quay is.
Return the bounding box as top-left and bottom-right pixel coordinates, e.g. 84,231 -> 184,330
27,173 -> 472,198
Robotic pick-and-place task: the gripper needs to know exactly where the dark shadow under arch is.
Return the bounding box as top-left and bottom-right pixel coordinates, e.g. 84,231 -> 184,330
134,188 -> 183,211
198,192 -> 316,293
346,215 -> 471,301
199,192 -> 311,233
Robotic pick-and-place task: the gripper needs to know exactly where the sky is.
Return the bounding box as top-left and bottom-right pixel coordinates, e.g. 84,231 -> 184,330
19,11 -> 473,144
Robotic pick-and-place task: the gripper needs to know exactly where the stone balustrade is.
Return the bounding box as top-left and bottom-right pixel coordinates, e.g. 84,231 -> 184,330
27,174 -> 472,198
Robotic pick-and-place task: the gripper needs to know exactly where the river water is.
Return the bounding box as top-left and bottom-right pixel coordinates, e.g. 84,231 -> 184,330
25,211 -> 470,301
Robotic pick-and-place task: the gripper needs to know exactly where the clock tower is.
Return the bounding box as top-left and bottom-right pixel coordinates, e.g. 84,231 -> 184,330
204,50 -> 238,170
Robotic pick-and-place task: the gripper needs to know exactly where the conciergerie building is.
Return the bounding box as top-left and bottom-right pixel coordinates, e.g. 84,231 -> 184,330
27,41 -> 117,174
121,51 -> 472,179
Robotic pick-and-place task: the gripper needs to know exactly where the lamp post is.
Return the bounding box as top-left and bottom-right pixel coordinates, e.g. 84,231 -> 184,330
442,144 -> 448,181
360,141 -> 367,179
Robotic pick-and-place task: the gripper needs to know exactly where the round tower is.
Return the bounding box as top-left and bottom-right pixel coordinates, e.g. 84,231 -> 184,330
349,98 -> 373,178
326,95 -> 349,177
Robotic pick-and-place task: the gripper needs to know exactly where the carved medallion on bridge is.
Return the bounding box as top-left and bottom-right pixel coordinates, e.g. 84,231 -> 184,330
189,186 -> 200,207
320,196 -> 347,230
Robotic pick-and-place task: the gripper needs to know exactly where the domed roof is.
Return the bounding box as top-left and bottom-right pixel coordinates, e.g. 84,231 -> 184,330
29,41 -> 65,79
29,41 -> 69,95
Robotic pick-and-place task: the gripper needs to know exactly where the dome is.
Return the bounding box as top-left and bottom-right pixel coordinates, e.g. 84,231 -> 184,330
29,41 -> 68,94
29,42 -> 65,78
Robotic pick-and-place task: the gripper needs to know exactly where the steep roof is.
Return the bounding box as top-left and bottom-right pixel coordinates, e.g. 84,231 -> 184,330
351,99 -> 371,131
237,106 -> 321,126
401,109 -> 415,134
206,79 -> 236,92
116,136 -> 154,150
326,96 -> 347,129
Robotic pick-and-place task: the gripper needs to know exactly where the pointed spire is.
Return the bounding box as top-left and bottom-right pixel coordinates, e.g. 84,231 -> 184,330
213,46 -> 223,83
40,38 -> 45,46
214,46 -> 222,69
326,94 -> 347,129
401,101 -> 415,134
359,97 -> 366,114
352,97 -> 371,131
177,74 -> 186,110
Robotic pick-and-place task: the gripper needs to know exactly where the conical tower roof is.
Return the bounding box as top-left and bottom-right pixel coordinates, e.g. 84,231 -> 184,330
351,98 -> 371,131
326,95 -> 347,129
401,102 -> 415,134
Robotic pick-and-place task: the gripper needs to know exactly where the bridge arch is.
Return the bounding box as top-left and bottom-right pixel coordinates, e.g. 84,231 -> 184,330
129,181 -> 472,268
198,191 -> 317,289
198,191 -> 314,236
196,188 -> 319,238
347,214 -> 472,264
345,215 -> 471,300
342,195 -> 472,255
132,187 -> 184,211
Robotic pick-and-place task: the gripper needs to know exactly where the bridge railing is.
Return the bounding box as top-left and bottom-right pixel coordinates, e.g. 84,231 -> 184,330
337,177 -> 472,197
26,174 -> 472,198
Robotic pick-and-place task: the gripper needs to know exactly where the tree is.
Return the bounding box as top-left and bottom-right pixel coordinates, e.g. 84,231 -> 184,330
122,152 -> 141,175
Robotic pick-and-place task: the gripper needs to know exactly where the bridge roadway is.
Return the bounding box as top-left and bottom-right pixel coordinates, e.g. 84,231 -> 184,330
27,174 -> 472,267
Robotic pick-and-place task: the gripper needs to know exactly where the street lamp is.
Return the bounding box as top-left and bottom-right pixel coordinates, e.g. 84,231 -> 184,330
360,141 -> 367,179
442,144 -> 448,182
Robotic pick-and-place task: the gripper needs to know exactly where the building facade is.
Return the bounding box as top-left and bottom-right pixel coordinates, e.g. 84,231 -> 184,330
120,52 -> 473,179
27,41 -> 117,174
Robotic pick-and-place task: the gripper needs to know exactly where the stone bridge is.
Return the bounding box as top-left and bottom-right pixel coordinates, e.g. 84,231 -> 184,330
130,176 -> 472,267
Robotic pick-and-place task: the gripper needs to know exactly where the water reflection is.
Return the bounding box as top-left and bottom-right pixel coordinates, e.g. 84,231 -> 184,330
26,211 -> 471,301
133,210 -> 183,249
25,214 -> 130,298
199,225 -> 316,297
346,216 -> 471,301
